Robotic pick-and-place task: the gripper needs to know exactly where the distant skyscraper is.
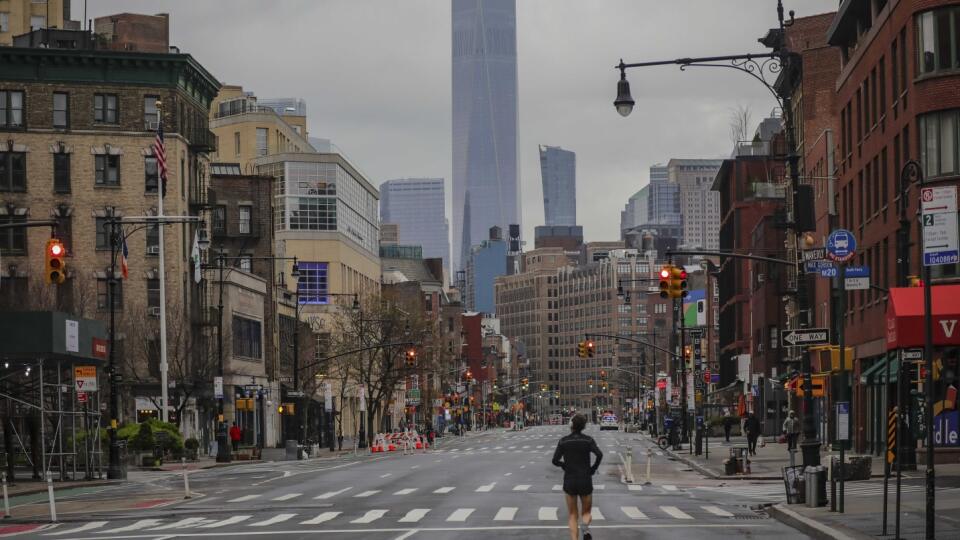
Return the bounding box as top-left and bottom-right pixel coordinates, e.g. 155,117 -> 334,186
380,178 -> 451,276
539,145 -> 576,226
452,0 -> 519,271
620,164 -> 681,239
668,159 -> 723,250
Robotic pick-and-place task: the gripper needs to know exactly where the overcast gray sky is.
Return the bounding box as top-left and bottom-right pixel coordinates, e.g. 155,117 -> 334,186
86,0 -> 838,243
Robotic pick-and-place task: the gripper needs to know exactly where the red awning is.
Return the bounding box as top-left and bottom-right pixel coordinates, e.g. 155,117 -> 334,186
886,285 -> 960,349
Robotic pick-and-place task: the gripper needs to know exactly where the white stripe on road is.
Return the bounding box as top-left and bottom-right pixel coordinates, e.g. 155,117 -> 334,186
354,490 -> 380,498
147,517 -> 209,530
503,472 -> 512,476
662,485 -> 678,491
314,486 -> 352,499
398,508 -> 430,523
250,514 -> 296,527
538,507 -> 559,520
446,508 -> 474,522
628,484 -> 643,491
351,509 -> 388,524
512,484 -> 530,491
393,488 -> 417,495
476,483 -> 496,492
99,520 -> 164,533
227,494 -> 260,503
703,505 -> 734,517
433,486 -> 455,494
199,515 -> 252,528
595,484 -> 605,490
46,522 -> 107,535
494,507 -> 518,521
300,512 -> 341,525
536,445 -> 544,449
591,507 -> 605,520
271,493 -> 301,501
380,473 -> 392,478
621,506 -> 648,520
552,484 -> 562,491
661,506 -> 694,520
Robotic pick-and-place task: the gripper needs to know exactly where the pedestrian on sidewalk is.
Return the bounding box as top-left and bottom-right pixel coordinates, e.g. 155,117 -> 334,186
782,410 -> 801,451
744,413 -> 761,455
552,413 -> 603,540
723,416 -> 734,443
229,422 -> 242,453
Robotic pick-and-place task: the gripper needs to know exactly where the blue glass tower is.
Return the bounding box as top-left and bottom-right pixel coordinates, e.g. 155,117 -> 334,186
539,145 -> 576,226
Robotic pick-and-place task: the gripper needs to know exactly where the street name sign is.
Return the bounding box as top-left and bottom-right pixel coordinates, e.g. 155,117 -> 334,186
921,186 -> 959,266
806,260 -> 835,274
845,277 -> 870,290
826,229 -> 857,263
844,266 -> 870,277
288,391 -> 305,398
802,248 -> 827,262
902,349 -> 923,360
780,328 -> 830,347
820,266 -> 839,278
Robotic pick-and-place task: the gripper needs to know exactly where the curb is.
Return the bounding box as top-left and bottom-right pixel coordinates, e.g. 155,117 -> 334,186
6,479 -> 113,499
766,504 -> 875,540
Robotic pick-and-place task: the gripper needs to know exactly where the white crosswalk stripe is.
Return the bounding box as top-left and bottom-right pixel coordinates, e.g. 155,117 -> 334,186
300,512 -> 341,525
538,507 -> 559,521
621,506 -> 648,520
314,486 -> 352,499
271,493 -> 301,501
354,490 -> 380,497
591,507 -> 605,520
434,486 -> 455,493
512,484 -> 530,491
227,494 -> 260,503
393,488 -> 417,495
662,484 -> 678,491
198,515 -> 251,528
703,505 -> 734,517
46,522 -> 107,536
446,508 -> 474,522
661,506 -> 693,520
148,517 -> 209,530
494,507 -> 518,521
398,508 -> 431,523
552,484 -> 562,491
351,509 -> 388,524
628,484 -> 643,491
249,513 -> 296,527
99,519 -> 164,533
476,482 -> 496,492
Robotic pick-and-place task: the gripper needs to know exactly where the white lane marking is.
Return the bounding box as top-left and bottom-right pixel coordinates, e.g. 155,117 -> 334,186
621,506 -> 648,520
519,465 -> 526,469
522,445 -> 530,449
536,445 -> 544,449
300,511 -> 341,525
662,485 -> 678,491
394,488 -> 417,495
503,472 -> 512,476
446,508 -> 474,522
538,507 -> 559,521
380,473 -> 393,478
354,490 -> 381,498
595,484 -> 606,490
271,493 -> 301,501
591,507 -> 605,520
450,448 -> 460,452
99,519 -> 164,533
227,494 -> 260,503
703,505 -> 734,517
398,508 -> 430,523
199,515 -> 252,528
147,517 -> 208,530
661,506 -> 694,520
476,482 -> 496,492
46,522 -> 107,535
628,484 -> 643,491
512,484 -> 531,491
351,509 -> 388,524
494,446 -> 503,449
314,486 -> 352,499
411,465 -> 420,469
249,513 -> 296,527
494,507 -> 518,521
552,484 -> 562,491
508,446 -> 516,449
434,486 -> 455,494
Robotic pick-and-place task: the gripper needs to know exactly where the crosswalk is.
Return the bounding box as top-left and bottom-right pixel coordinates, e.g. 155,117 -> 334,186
44,503 -> 751,536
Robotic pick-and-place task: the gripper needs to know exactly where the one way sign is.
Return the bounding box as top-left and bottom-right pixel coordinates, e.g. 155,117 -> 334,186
780,328 -> 830,347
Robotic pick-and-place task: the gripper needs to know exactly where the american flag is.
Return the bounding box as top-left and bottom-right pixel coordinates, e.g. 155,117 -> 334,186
120,237 -> 129,280
153,107 -> 167,198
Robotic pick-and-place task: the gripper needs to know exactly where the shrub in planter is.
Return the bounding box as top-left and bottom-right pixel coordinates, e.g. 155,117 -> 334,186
185,438 -> 200,460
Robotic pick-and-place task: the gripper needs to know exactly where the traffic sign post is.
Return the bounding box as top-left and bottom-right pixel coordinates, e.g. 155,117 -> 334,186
780,328 -> 831,347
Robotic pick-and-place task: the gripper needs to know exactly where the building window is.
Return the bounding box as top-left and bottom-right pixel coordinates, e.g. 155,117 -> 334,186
97,278 -> 122,311
232,316 -> 262,359
0,151 -> 26,192
234,132 -> 240,156
238,205 -> 252,234
147,278 -> 160,310
256,128 -> 268,156
143,96 -> 159,130
145,156 -> 159,193
917,8 -> 960,75
919,109 -> 960,178
296,262 -> 329,304
95,154 -> 120,186
53,93 -> 69,128
212,206 -> 226,234
146,224 -> 159,254
0,13 -> 8,33
53,153 -> 70,193
94,94 -> 118,123
55,215 -> 72,255
30,15 -> 45,29
0,215 -> 26,254
0,91 -> 24,128
238,254 -> 252,272
95,217 -> 111,250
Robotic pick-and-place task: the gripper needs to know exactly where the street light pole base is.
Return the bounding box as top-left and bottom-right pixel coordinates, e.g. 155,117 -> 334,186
107,441 -> 126,479
800,440 -> 821,467
215,428 -> 231,463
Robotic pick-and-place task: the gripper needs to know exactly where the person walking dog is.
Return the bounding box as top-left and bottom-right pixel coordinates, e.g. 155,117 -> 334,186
552,414 -> 603,540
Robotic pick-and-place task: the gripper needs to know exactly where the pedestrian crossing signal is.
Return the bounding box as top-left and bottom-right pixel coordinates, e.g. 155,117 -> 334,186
45,238 -> 67,284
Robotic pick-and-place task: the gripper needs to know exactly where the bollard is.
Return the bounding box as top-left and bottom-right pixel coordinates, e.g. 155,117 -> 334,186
2,472 -> 10,519
789,447 -> 796,467
624,447 -> 635,484
645,447 -> 653,485
182,458 -> 191,499
46,471 -> 56,522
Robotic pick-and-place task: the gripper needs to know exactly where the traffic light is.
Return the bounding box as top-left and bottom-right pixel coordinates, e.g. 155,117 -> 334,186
684,345 -> 693,369
659,266 -> 671,298
45,238 -> 67,284
669,266 -> 688,298
586,339 -> 595,358
599,369 -> 607,380
278,403 -> 295,415
405,347 -> 417,367
587,378 -> 594,388
577,341 -> 588,358
908,275 -> 924,287
465,370 -> 473,381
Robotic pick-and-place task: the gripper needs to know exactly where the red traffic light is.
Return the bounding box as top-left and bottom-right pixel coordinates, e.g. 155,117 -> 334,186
678,270 -> 687,279
659,268 -> 670,279
50,243 -> 63,256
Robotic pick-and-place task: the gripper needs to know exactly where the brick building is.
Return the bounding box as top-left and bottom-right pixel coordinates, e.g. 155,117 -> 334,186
0,39 -> 220,432
93,12 -> 170,53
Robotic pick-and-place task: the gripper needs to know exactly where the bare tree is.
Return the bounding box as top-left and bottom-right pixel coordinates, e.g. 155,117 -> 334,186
729,104 -> 753,147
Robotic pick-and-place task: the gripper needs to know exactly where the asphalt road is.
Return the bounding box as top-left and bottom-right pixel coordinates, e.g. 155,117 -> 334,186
10,425 -> 810,539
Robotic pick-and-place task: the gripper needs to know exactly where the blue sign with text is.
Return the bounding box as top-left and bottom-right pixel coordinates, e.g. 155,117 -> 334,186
827,229 -> 857,263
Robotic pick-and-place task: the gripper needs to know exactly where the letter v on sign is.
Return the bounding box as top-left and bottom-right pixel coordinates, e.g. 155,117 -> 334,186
940,319 -> 959,339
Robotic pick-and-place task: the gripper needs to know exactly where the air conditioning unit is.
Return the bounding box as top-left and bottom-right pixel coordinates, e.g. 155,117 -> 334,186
145,120 -> 159,131
146,245 -> 160,255
148,306 -> 161,317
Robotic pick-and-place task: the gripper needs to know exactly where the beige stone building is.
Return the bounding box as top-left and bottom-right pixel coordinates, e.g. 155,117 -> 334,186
0,0 -> 74,45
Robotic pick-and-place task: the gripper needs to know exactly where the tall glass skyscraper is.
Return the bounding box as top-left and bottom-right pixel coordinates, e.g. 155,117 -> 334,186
539,145 -> 576,226
452,0 -> 519,271
380,178 -> 451,277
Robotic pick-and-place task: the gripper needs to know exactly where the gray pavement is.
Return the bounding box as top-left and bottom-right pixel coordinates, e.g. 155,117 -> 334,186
1,426 -> 809,539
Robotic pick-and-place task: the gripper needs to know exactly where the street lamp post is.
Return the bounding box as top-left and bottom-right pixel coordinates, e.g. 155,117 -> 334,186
215,253 -> 230,463
614,0 -> 816,465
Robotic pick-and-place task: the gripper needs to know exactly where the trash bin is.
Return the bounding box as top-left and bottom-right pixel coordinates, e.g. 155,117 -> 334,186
805,466 -> 828,507
782,465 -> 805,504
285,439 -> 299,461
